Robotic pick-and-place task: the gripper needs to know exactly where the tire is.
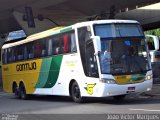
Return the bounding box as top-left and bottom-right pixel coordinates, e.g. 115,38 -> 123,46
71,82 -> 85,103
13,83 -> 20,99
113,95 -> 126,101
19,83 -> 28,100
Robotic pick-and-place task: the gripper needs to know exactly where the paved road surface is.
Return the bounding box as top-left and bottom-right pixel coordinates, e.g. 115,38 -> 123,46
0,91 -> 160,114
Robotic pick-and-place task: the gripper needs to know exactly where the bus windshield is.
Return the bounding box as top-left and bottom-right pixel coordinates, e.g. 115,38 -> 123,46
94,23 -> 144,38
94,24 -> 151,75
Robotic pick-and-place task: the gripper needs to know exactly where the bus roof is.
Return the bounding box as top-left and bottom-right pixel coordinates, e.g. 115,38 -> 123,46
74,19 -> 139,28
2,26 -> 70,49
2,20 -> 139,49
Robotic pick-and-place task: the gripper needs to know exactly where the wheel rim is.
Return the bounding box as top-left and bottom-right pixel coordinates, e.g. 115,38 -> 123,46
21,90 -> 25,98
20,85 -> 26,99
13,85 -> 18,96
73,85 -> 80,99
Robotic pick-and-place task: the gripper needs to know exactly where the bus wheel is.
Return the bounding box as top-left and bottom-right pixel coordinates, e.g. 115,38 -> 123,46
113,95 -> 126,101
19,83 -> 28,100
71,82 -> 85,103
13,83 -> 20,99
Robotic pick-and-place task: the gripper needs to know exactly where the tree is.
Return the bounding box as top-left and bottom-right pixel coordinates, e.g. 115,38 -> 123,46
145,28 -> 160,42
145,28 -> 160,37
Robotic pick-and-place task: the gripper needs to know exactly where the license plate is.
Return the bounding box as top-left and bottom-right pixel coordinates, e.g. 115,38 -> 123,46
128,86 -> 135,90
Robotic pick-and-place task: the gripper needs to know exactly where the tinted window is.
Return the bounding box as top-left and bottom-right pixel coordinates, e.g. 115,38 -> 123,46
2,30 -> 77,64
94,24 -> 144,38
78,27 -> 93,76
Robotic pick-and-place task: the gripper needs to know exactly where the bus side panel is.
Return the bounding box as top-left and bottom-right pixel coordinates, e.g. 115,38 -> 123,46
35,55 -> 63,89
33,53 -> 86,96
18,60 -> 42,94
2,64 -> 14,93
2,59 -> 42,94
34,55 -> 64,95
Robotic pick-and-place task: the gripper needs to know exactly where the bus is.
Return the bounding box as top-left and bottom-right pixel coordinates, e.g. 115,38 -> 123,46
1,20 -> 153,103
145,35 -> 160,83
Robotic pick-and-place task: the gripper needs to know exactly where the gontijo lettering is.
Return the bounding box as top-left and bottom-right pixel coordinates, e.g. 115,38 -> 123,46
16,62 -> 36,71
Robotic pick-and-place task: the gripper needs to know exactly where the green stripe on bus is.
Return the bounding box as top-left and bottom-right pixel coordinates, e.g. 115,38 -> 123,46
48,31 -> 60,37
60,27 -> 72,33
43,55 -> 63,88
35,58 -> 52,88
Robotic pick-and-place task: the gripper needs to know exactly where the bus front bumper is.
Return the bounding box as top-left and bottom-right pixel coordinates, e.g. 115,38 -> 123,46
83,80 -> 153,97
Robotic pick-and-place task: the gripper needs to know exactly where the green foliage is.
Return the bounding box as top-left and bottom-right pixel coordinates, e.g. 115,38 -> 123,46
145,28 -> 160,42
145,28 -> 160,36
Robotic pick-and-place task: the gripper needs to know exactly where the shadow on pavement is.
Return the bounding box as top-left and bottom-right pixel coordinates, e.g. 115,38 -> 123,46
7,93 -> 160,106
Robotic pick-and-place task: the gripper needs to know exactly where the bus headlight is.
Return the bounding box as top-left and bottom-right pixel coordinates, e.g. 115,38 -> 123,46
145,75 -> 152,80
100,78 -> 116,84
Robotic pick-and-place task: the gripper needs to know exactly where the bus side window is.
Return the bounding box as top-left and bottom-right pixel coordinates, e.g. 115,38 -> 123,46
40,39 -> 46,57
71,33 -> 77,52
14,47 -> 18,61
52,35 -> 59,55
52,38 -> 56,55
55,47 -> 60,54
63,31 -> 76,54
34,41 -> 41,58
7,48 -> 12,63
27,42 -> 34,59
3,49 -> 7,64
55,36 -> 60,54
11,47 -> 15,62
63,34 -> 70,53
17,46 -> 24,61
24,45 -> 28,60
47,38 -> 52,56
9,47 -> 14,63
59,35 -> 64,54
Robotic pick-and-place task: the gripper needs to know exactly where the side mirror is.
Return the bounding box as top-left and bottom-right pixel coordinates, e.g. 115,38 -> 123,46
91,36 -> 101,54
145,35 -> 159,51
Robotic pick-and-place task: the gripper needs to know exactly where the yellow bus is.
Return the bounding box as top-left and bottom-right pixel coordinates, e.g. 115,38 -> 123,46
2,20 -> 153,103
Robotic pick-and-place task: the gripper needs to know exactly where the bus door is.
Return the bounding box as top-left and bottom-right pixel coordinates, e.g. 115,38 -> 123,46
85,40 -> 99,77
78,27 -> 99,78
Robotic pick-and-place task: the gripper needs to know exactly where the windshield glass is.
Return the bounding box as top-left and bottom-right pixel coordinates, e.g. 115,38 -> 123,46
98,38 -> 151,75
94,23 -> 143,38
